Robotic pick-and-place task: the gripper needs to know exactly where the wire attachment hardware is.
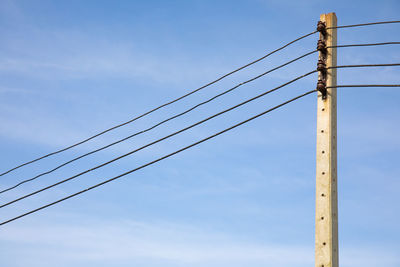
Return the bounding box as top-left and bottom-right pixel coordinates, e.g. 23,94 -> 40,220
317,79 -> 327,99
317,59 -> 327,74
317,21 -> 327,36
317,40 -> 327,54
316,19 -> 328,101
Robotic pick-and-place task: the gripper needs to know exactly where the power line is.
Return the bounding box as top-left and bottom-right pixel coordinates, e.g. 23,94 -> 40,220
2,20 -> 400,178
0,30 -> 318,178
0,50 -> 318,195
327,42 -> 400,48
0,90 -> 316,226
328,63 -> 400,69
3,18 -> 399,225
327,84 -> 400,88
327,20 -> 400,29
0,70 -> 317,209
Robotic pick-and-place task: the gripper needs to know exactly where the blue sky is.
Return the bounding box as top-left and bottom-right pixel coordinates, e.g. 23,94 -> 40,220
0,0 -> 399,266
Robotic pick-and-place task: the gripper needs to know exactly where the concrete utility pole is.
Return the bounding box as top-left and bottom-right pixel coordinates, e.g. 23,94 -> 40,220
315,12 -> 338,267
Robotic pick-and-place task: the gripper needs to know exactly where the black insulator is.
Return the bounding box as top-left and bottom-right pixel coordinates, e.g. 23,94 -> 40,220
317,21 -> 327,35
317,59 -> 326,72
317,40 -> 327,53
317,79 -> 327,99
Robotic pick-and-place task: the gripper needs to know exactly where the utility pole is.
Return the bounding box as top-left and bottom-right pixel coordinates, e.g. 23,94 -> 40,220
315,13 -> 338,267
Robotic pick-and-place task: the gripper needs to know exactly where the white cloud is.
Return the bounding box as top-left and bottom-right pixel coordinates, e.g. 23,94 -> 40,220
0,24 -> 229,86
340,115 -> 400,156
1,217 -> 398,267
340,246 -> 400,267
0,218 -> 313,267
0,85 -> 32,95
0,104 -> 90,148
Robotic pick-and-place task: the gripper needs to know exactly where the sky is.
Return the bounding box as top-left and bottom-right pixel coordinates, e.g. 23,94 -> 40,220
0,0 -> 399,266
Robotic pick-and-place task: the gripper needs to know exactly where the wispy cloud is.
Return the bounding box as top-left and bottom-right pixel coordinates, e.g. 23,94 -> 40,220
1,217 -> 398,267
0,19 -> 229,86
340,115 -> 400,156
0,103 -> 90,148
0,218 -> 313,267
0,85 -> 33,95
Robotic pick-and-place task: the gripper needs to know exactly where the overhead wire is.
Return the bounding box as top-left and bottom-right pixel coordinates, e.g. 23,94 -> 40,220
327,84 -> 400,88
0,30 -> 318,177
0,70 -> 318,208
0,50 -> 318,195
328,63 -> 400,69
327,42 -> 400,49
327,20 -> 400,29
3,19 -> 400,225
0,89 -> 317,226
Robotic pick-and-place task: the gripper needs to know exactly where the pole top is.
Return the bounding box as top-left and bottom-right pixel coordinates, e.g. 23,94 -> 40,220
320,12 -> 337,23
